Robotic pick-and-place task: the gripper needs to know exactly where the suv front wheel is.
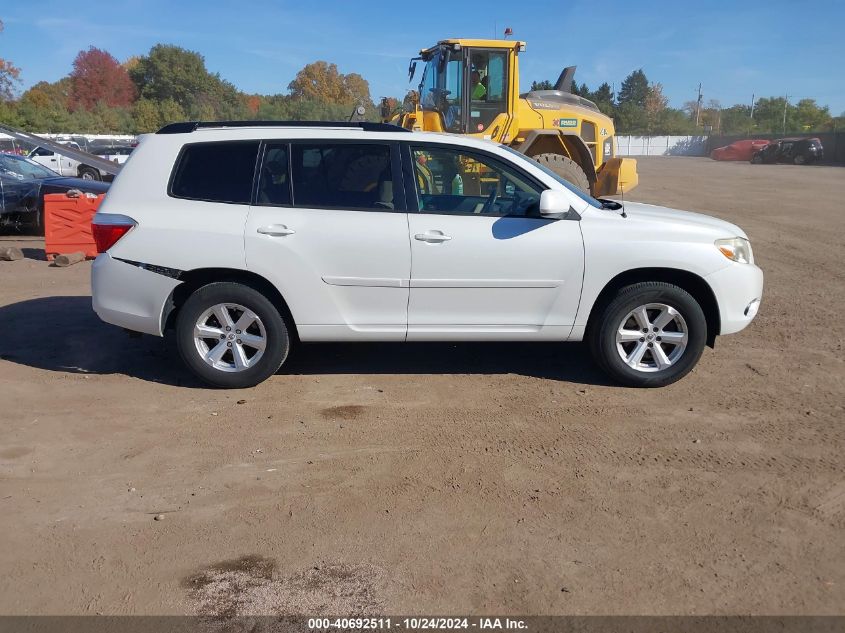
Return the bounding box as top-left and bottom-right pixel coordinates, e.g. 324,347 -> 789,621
588,282 -> 707,387
175,282 -> 290,388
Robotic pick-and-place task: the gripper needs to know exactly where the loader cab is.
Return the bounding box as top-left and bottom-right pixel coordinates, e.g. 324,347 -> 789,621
417,40 -> 520,138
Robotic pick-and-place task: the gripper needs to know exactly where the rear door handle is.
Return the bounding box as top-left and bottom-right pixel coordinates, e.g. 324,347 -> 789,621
414,231 -> 452,243
257,224 -> 295,237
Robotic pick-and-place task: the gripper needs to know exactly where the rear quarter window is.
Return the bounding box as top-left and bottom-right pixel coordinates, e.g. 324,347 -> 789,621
169,141 -> 260,204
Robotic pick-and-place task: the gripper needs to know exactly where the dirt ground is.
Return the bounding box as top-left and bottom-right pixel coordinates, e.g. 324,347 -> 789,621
0,157 -> 843,616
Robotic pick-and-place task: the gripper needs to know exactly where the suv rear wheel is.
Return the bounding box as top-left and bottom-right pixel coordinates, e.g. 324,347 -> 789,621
588,282 -> 707,387
175,282 -> 290,388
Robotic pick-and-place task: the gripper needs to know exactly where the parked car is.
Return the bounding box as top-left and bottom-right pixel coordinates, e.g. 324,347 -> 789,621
94,145 -> 135,166
0,152 -> 109,231
91,121 -> 763,389
710,139 -> 770,161
751,138 -> 824,164
28,143 -> 110,181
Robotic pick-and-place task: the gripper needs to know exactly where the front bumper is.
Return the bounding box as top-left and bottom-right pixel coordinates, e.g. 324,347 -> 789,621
91,254 -> 181,336
705,262 -> 764,335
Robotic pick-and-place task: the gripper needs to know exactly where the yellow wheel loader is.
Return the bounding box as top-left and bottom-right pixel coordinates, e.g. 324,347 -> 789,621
382,39 -> 638,197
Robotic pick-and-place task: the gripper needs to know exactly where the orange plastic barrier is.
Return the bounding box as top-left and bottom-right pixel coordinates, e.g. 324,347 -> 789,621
43,192 -> 105,261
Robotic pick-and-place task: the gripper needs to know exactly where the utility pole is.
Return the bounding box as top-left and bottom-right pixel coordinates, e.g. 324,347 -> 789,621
782,95 -> 790,135
749,93 -> 756,134
695,83 -> 703,126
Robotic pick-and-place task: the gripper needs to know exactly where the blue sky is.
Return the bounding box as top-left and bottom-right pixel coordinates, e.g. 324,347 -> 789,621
2,0 -> 844,115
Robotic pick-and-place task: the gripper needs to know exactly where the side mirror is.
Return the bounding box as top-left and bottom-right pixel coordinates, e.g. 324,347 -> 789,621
539,189 -> 572,218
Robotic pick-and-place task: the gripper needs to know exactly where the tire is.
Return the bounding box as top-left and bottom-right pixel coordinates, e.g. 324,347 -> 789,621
588,282 -> 707,388
175,282 -> 290,388
532,153 -> 590,193
78,166 -> 101,181
793,154 -> 806,165
750,154 -> 763,164
31,203 -> 45,236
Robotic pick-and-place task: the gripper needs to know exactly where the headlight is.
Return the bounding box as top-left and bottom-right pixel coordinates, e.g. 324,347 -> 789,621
715,237 -> 753,264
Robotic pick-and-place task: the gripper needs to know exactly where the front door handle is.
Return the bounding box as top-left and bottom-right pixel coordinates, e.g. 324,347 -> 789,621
257,224 -> 295,237
414,231 -> 452,243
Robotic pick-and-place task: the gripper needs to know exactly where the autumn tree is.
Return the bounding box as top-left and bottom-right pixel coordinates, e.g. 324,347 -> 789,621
380,96 -> 400,118
0,20 -> 22,101
245,94 -> 261,116
132,98 -> 161,132
69,47 -> 137,110
644,82 -> 668,132
122,56 -> 141,74
16,79 -> 73,130
288,61 -> 372,106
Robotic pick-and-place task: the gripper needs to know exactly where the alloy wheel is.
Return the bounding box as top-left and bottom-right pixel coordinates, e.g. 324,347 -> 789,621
193,303 -> 267,372
615,303 -> 688,372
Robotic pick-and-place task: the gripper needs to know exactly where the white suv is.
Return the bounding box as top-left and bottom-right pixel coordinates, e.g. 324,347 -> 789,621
91,121 -> 763,388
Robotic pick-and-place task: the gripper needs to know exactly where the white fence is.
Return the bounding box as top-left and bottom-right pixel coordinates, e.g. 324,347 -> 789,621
0,132 -> 136,142
0,132 -> 136,152
616,135 -> 709,157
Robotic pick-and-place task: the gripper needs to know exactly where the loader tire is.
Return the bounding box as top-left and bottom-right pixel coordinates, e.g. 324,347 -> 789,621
533,153 -> 590,193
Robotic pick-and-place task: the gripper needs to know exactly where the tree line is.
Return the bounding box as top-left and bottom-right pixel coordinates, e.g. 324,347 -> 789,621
0,20 -> 841,137
533,69 -> 842,136
0,28 -> 376,135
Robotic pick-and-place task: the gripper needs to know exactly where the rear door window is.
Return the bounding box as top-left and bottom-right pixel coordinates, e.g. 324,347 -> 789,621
170,141 -> 260,204
289,143 -> 399,211
257,144 -> 291,206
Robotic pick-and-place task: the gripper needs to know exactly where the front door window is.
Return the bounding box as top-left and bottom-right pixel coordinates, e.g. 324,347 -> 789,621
411,146 -> 541,217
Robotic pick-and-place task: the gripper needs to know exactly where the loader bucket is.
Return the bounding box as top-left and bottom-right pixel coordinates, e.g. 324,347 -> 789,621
594,157 -> 639,197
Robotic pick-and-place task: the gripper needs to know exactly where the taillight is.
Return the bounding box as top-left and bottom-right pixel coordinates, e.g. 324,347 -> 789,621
91,214 -> 136,253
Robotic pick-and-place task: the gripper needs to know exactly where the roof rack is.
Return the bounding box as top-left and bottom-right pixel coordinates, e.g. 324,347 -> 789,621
156,120 -> 411,134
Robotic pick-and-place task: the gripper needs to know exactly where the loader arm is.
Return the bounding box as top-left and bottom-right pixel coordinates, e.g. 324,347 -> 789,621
0,124 -> 123,176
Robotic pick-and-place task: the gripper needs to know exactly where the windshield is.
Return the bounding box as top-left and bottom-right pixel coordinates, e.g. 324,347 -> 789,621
500,146 -> 602,208
0,153 -> 58,180
419,47 -> 464,133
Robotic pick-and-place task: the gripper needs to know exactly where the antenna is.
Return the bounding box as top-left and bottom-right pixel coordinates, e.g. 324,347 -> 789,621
620,182 -> 627,218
